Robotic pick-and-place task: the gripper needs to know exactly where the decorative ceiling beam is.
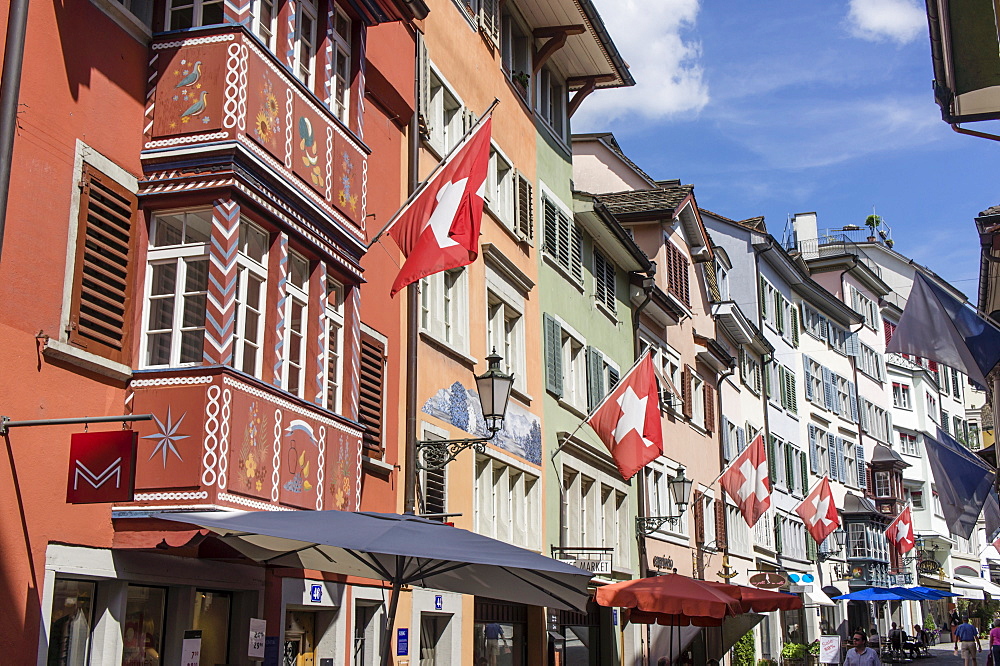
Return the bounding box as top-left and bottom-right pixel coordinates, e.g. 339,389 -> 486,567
531,24 -> 585,74
567,75 -> 616,117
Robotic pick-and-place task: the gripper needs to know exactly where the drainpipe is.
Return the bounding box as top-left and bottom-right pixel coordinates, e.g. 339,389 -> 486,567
0,0 -> 31,265
631,262 -> 656,581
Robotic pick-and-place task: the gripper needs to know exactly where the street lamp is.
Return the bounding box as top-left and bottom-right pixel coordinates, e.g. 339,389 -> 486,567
819,527 -> 847,561
636,468 -> 694,536
416,349 -> 514,470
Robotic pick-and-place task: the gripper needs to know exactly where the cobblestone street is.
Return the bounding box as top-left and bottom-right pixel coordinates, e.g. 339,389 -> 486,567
897,644 -> 986,665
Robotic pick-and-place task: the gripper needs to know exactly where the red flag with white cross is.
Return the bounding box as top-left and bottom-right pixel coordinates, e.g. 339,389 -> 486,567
387,118 -> 492,297
795,476 -> 840,544
587,351 -> 663,481
719,434 -> 771,528
886,505 -> 916,554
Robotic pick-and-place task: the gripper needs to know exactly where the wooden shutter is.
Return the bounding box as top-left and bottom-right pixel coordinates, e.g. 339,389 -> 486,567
774,292 -> 784,334
721,415 -> 731,460
736,426 -> 747,453
358,331 -> 387,459
667,243 -> 690,306
806,531 -> 818,561
570,221 -> 583,283
543,313 -> 563,397
586,346 -> 604,411
857,445 -> 867,490
827,434 -> 839,482
416,33 -> 430,136
704,383 -> 715,433
693,490 -> 705,544
759,276 -> 768,320
681,365 -> 693,419
802,356 -> 813,401
848,382 -> 859,423
836,438 -> 847,482
767,435 -> 777,483
799,450 -> 808,495
774,514 -> 783,550
607,365 -> 619,389
515,173 -> 533,241
785,368 -> 797,413
790,305 -> 799,347
822,367 -> 837,413
784,443 -> 794,489
542,196 -> 558,256
479,0 -> 500,45
67,165 -> 137,364
808,425 -> 818,473
715,497 -> 728,552
883,318 -> 896,346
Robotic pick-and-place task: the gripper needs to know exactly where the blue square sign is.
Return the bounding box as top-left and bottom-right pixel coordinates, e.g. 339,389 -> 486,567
435,595 -> 443,610
310,584 -> 323,603
397,628 -> 409,656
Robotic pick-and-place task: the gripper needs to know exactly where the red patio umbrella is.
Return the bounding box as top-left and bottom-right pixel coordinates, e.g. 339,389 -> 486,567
595,574 -> 744,626
703,580 -> 803,614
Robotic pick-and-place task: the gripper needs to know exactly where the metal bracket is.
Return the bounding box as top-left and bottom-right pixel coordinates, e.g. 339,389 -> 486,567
636,515 -> 682,537
416,432 -> 496,471
0,413 -> 153,436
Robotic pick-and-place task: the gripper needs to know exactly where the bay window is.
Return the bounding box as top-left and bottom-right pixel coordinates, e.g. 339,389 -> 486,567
232,220 -> 269,377
282,252 -> 310,398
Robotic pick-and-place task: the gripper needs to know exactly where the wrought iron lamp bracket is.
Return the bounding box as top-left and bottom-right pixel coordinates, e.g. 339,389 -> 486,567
636,515 -> 682,537
416,430 -> 498,471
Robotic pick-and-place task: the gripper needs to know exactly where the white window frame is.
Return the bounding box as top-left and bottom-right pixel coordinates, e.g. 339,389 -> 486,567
323,278 -> 344,412
282,251 -> 310,398
541,189 -> 582,285
843,440 -> 858,487
142,210 -> 212,368
486,291 -> 525,393
329,4 -> 352,123
594,248 -> 616,315
812,426 -> 830,477
850,285 -> 879,330
874,471 -> 891,498
165,0 -> 224,30
537,65 -> 567,141
561,328 -> 587,412
420,267 -> 469,353
898,432 -> 919,456
426,66 -> 465,156
485,145 -> 515,227
251,0 -> 278,49
231,219 -> 269,378
691,373 -> 706,429
644,466 -> 689,538
293,0 -> 320,88
893,382 -> 911,410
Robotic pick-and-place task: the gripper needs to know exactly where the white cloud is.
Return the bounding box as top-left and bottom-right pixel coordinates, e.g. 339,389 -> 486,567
574,0 -> 709,128
847,0 -> 925,44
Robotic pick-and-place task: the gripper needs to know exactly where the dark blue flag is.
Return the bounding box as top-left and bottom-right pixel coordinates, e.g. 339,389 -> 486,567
886,272 -> 1000,386
923,427 -> 995,539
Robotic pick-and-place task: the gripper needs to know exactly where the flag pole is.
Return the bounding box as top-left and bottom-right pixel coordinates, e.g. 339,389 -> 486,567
366,97 -> 500,250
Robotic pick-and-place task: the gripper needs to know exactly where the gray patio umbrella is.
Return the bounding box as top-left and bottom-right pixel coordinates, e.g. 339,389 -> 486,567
160,510 -> 591,665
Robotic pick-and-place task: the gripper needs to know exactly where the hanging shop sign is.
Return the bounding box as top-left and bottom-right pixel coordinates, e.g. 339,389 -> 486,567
561,557 -> 612,575
66,430 -> 137,504
749,572 -> 786,589
918,559 -> 942,575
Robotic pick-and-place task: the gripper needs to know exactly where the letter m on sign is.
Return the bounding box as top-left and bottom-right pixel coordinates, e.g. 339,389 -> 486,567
66,431 -> 138,503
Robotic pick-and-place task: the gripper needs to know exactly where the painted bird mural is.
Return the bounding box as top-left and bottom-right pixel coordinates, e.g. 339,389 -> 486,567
180,91 -> 208,120
175,61 -> 202,88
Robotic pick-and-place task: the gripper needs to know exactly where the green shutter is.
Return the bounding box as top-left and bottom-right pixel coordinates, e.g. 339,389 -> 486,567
775,292 -> 784,333
774,514 -> 783,550
586,346 -> 604,411
543,313 -> 563,397
759,276 -> 767,320
799,450 -> 808,495
767,435 -> 777,483
785,444 -> 794,489
807,531 -> 818,561
790,306 -> 800,347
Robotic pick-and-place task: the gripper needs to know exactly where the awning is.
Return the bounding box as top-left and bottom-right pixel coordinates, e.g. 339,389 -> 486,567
954,574 -> 1000,599
952,575 -> 986,600
918,575 -> 955,592
803,587 -> 836,607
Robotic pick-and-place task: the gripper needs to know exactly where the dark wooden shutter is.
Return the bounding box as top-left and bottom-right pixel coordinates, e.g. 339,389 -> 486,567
515,174 -> 533,241
359,331 -> 387,459
480,0 -> 500,45
767,435 -> 777,483
693,490 -> 705,544
715,498 -> 728,552
416,33 -> 430,137
704,383 -> 715,433
790,305 -> 799,347
67,165 -> 137,364
681,365 -> 693,419
586,346 -> 604,411
543,313 -> 563,397
542,197 -> 558,256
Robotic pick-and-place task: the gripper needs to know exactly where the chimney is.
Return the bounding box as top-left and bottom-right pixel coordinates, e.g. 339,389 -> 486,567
792,212 -> 818,258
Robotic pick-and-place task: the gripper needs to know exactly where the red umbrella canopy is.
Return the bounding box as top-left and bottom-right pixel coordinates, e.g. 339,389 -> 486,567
702,580 -> 803,613
595,574 -> 744,624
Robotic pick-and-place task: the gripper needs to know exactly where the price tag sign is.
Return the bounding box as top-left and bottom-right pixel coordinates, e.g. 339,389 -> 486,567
248,618 -> 266,660
182,630 -> 202,666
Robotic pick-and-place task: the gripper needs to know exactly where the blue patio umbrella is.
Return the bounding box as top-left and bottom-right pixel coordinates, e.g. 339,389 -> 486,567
910,586 -> 960,598
832,587 -> 910,601
887,587 -> 936,600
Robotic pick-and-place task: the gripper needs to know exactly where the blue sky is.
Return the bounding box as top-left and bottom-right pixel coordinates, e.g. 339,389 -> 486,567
577,0 -> 1000,301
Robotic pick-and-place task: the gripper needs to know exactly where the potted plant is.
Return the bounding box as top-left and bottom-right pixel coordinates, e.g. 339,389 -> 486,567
807,640 -> 821,665
757,659 -> 778,666
780,642 -> 809,666
864,214 -> 883,242
512,71 -> 530,94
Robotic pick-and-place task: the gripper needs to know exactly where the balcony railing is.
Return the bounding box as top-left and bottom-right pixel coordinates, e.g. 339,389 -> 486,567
126,365 -> 363,513
144,25 -> 367,237
785,233 -> 883,279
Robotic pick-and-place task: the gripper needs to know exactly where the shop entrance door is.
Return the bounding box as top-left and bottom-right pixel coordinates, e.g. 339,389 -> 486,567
284,611 -> 316,666
419,614 -> 449,665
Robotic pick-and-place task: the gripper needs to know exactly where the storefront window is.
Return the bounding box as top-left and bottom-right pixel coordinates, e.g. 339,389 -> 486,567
123,585 -> 166,665
47,578 -> 95,666
559,602 -> 602,666
193,590 -> 231,666
474,598 -> 527,666
782,607 -> 806,645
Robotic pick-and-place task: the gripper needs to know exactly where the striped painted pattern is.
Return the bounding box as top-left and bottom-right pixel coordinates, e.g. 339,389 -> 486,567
144,53 -> 158,139
203,199 -> 240,365
346,286 -> 361,420
223,0 -> 251,23
271,234 -> 289,387
285,0 -> 297,68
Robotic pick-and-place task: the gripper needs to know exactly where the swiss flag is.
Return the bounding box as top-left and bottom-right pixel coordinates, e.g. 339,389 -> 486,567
886,506 -> 916,554
388,118 -> 492,296
795,476 -> 840,545
587,351 -> 663,480
720,434 -> 771,528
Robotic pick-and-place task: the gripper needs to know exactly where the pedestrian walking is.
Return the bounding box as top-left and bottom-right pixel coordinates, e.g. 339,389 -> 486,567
845,631 -> 882,666
954,618 -> 982,666
988,619 -> 1000,666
